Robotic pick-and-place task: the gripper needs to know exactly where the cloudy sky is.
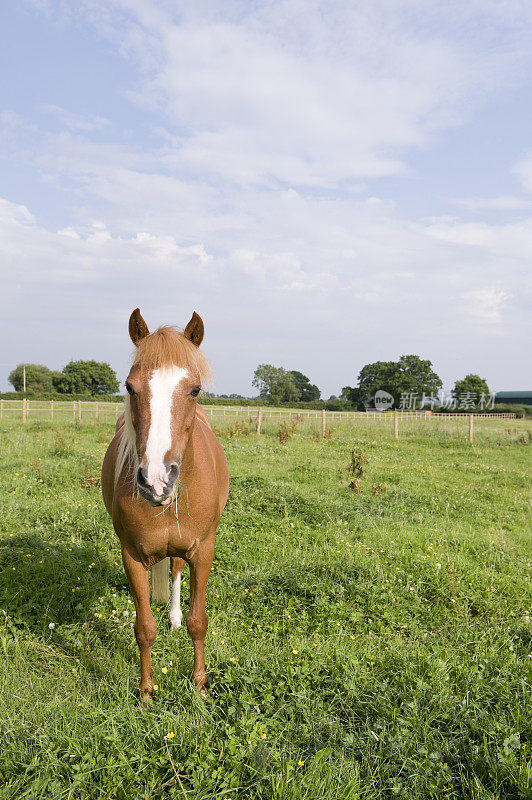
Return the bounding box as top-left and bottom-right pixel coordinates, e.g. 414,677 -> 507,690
1,0 -> 531,397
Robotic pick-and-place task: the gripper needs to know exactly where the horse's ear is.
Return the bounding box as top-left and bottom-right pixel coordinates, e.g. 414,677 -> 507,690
184,311 -> 204,347
129,308 -> 150,345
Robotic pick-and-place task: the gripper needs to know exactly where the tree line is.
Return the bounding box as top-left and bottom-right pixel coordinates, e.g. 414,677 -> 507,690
8,362 -> 119,396
252,357 -> 492,410
5,356 -> 503,412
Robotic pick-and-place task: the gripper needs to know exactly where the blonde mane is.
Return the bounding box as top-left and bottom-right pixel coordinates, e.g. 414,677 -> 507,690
115,393 -> 138,489
133,326 -> 212,383
114,326 -> 212,487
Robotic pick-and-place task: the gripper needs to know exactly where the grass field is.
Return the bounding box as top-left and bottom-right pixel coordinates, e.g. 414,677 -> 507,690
0,417 -> 530,799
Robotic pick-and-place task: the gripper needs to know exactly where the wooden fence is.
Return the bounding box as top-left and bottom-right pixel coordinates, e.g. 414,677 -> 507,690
0,399 -> 124,422
0,398 -> 521,443
0,398 -> 518,424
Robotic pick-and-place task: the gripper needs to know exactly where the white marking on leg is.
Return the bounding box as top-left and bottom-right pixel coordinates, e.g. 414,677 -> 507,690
146,366 -> 188,496
169,574 -> 182,630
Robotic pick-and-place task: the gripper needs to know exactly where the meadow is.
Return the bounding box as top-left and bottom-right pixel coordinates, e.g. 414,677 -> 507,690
0,416 -> 530,799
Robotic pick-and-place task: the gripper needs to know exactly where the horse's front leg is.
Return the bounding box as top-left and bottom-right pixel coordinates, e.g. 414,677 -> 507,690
186,537 -> 214,694
121,546 -> 157,703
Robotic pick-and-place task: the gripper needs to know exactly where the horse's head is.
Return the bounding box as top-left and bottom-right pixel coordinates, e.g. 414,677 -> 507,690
122,308 -> 210,506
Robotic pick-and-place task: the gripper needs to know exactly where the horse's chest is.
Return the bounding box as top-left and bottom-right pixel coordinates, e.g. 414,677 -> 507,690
116,500 -> 203,565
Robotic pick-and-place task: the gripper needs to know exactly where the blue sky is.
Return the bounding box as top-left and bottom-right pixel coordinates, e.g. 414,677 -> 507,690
0,0 -> 531,397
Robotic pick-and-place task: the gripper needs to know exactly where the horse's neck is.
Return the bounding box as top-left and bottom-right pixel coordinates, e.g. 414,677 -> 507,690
195,406 -> 211,428
179,419 -> 197,480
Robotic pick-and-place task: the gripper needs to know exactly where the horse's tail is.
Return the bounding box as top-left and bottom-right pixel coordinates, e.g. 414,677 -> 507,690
151,557 -> 170,603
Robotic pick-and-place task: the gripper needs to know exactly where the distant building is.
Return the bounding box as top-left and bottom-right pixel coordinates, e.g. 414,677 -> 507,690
495,391 -> 532,407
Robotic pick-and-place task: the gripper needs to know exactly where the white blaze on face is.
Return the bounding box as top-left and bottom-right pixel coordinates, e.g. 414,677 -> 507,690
145,366 -> 188,496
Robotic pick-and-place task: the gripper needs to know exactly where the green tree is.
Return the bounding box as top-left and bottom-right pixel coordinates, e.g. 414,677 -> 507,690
357,355 -> 442,405
289,370 -> 321,402
252,365 -> 298,405
453,374 -> 490,400
357,360 -> 400,402
395,355 -> 442,397
53,360 -> 119,395
340,386 -> 365,409
325,395 -> 346,410
8,364 -> 60,394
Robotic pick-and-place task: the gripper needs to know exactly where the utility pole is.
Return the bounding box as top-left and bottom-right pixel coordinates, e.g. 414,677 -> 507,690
23,364 -> 26,393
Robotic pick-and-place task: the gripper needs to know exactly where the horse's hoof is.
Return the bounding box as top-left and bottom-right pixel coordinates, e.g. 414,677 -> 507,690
169,611 -> 182,630
192,673 -> 209,697
194,679 -> 209,698
139,685 -> 155,707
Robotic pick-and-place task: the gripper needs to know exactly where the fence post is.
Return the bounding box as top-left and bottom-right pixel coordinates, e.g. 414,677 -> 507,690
51,400 -> 54,420
469,414 -> 474,444
257,407 -> 262,435
73,401 -> 76,420
0,399 -> 3,419
322,408 -> 326,438
78,400 -> 82,421
22,398 -> 26,423
96,402 -> 99,420
394,409 -> 398,440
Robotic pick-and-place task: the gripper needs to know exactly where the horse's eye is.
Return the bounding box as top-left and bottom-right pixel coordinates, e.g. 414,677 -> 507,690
125,382 -> 135,396
190,386 -> 201,398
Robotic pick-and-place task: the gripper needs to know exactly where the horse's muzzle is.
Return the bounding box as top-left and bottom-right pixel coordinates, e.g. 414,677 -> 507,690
136,463 -> 180,506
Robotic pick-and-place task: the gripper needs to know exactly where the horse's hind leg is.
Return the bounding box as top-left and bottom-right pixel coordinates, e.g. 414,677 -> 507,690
169,556 -> 185,630
121,547 -> 157,704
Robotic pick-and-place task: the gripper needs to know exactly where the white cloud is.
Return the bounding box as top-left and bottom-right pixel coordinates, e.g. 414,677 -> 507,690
2,0 -> 531,394
0,197 -> 216,286
0,165 -> 529,395
426,215 -> 532,259
42,105 -> 111,132
30,0 -> 532,190
459,287 -> 509,324
455,195 -> 531,211
515,153 -> 532,193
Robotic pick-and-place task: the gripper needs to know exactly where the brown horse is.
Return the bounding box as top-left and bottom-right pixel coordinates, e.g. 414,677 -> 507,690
101,309 -> 229,701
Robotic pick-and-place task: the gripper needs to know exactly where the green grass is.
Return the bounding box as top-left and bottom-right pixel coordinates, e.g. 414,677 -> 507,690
0,418 -> 530,799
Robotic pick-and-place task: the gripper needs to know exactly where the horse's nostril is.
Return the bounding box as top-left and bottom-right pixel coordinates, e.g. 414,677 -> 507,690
168,463 -> 180,481
136,467 -> 149,489
137,464 -> 178,498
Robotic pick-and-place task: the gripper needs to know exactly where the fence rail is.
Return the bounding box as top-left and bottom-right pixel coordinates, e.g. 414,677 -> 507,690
0,399 -> 524,444
0,398 -> 517,423
0,399 -> 124,421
